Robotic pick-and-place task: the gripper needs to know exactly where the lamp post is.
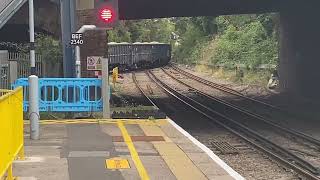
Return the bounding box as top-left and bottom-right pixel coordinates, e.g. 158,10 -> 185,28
28,0 -> 39,140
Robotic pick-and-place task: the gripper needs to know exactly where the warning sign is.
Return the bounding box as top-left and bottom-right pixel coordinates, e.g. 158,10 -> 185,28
87,56 -> 102,70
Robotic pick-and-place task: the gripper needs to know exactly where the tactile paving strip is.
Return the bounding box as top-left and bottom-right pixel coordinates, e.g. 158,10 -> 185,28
211,141 -> 239,154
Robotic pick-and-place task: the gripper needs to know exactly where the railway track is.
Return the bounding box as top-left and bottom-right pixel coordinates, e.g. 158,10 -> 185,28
169,64 -> 288,113
160,67 -> 320,148
132,70 -> 320,180
158,66 -> 320,174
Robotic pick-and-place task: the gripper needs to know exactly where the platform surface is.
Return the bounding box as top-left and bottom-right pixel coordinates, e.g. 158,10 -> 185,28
13,119 -> 244,180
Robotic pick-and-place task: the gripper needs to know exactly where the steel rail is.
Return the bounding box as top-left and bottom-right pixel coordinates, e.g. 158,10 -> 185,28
144,70 -> 320,179
132,72 -> 158,108
160,67 -> 320,148
170,64 -> 282,110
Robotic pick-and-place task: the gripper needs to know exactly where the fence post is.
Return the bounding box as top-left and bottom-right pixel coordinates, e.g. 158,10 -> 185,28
9,60 -> 18,84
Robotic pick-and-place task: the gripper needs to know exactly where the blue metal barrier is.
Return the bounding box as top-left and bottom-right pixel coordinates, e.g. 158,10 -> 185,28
12,78 -> 103,112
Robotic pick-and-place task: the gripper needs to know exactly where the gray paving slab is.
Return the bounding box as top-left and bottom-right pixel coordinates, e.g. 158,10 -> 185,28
64,124 -> 114,152
24,146 -> 62,157
186,152 -> 215,164
125,124 -> 145,136
116,155 -> 140,180
196,163 -> 229,176
100,124 -> 122,136
14,157 -> 69,180
186,153 -> 230,178
68,151 -> 110,158
160,124 -> 186,139
13,145 -> 69,180
140,156 -> 176,180
68,157 -> 124,180
63,124 -> 123,180
24,125 -> 67,146
114,142 -> 159,155
177,143 -> 204,153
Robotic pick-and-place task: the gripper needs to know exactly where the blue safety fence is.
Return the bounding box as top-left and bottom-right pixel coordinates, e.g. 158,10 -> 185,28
12,78 -> 103,112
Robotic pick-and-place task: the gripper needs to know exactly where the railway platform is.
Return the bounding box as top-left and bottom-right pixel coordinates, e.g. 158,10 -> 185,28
12,118 -> 244,180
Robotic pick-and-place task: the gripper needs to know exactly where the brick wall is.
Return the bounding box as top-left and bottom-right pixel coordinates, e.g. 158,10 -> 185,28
76,9 -> 107,77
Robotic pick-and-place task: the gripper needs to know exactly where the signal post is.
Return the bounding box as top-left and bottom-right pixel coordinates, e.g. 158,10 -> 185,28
95,0 -> 119,119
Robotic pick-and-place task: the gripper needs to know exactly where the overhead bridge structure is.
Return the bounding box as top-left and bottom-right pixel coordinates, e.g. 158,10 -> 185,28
0,0 -> 27,29
119,0 -> 289,19
0,0 -> 60,43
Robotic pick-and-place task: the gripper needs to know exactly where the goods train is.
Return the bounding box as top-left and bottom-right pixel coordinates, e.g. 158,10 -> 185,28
108,42 -> 171,70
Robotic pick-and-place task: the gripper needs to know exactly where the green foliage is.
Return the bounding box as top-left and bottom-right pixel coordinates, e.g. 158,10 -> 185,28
35,35 -> 62,63
213,15 -> 278,68
108,21 -> 131,42
173,17 -> 216,64
108,19 -> 175,43
173,14 -> 278,69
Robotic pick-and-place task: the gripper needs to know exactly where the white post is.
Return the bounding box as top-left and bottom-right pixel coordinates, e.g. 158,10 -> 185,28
29,75 -> 39,140
74,25 -> 98,78
29,0 -> 35,71
75,45 -> 81,78
29,0 -> 39,140
102,57 -> 111,118
102,31 -> 110,118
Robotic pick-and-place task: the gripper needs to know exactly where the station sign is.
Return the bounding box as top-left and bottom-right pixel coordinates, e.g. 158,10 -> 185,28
87,56 -> 102,70
70,33 -> 84,45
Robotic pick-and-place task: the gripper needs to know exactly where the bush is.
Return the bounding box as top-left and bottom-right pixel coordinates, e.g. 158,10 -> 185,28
213,21 -> 278,68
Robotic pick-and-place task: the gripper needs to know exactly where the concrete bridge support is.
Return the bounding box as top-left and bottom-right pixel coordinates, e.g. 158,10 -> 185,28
279,5 -> 320,100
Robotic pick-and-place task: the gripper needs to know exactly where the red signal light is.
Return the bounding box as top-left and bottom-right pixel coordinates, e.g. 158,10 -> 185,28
99,8 -> 114,23
95,0 -> 118,28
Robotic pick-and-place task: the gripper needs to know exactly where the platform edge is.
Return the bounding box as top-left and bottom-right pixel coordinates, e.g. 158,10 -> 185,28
167,118 -> 245,180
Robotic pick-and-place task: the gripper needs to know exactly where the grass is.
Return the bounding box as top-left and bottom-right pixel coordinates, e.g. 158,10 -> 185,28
194,64 -> 271,87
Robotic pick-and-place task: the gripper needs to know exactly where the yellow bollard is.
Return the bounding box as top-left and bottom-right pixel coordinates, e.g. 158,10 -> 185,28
112,67 -> 119,88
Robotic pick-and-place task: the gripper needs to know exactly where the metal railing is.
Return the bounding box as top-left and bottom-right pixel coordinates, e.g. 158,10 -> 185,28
8,52 -> 43,78
12,78 -> 103,112
0,52 -> 43,89
0,87 -> 25,180
0,64 -> 9,89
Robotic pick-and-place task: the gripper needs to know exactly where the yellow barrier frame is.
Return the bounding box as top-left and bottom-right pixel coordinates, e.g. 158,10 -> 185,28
0,87 -> 25,180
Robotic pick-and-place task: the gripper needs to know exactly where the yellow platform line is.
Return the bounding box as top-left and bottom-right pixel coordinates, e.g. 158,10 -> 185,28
117,121 -> 150,180
23,119 -> 168,126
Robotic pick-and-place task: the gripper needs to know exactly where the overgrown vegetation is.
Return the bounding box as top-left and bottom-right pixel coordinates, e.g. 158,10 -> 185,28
173,14 -> 279,69
108,14 -> 279,84
35,35 -> 62,63
108,19 -> 175,43
109,14 -> 278,70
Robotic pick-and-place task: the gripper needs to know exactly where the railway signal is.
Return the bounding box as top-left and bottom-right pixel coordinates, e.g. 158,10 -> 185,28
95,0 -> 119,28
